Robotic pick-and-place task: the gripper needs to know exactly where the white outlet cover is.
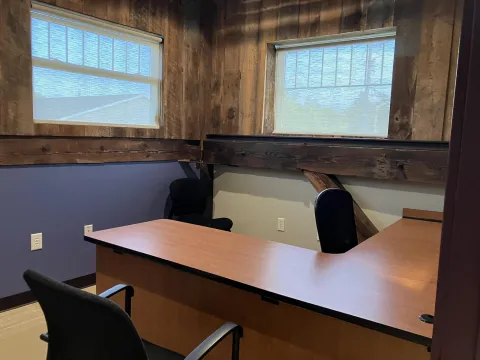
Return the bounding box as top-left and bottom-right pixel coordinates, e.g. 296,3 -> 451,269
277,218 -> 285,232
84,225 -> 93,235
31,233 -> 43,251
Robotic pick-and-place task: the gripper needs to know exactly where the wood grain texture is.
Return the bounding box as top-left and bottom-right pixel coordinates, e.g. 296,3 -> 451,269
241,0 -> 261,135
403,208 -> 443,222
88,217 -> 441,344
213,0 -> 461,141
341,0 -> 367,33
303,171 -> 379,243
97,245 -> 430,359
442,0 -> 464,142
0,0 -> 34,136
412,0 -> 456,141
209,0 -> 226,136
0,0 -> 216,140
390,0 -> 459,141
203,137 -> 449,184
0,137 -> 200,165
262,44 -> 277,134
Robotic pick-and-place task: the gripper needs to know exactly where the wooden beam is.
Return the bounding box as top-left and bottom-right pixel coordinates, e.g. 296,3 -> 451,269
203,135 -> 449,185
303,170 -> 379,243
0,137 -> 201,166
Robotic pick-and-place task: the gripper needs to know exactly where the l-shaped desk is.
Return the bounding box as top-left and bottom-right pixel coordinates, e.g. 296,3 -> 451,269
86,216 -> 441,360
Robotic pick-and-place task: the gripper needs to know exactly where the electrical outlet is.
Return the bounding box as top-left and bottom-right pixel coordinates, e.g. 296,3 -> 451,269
84,224 -> 93,235
31,233 -> 42,251
277,218 -> 285,232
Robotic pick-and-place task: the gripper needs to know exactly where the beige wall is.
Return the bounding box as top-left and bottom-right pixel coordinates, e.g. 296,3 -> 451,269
213,167 -> 445,251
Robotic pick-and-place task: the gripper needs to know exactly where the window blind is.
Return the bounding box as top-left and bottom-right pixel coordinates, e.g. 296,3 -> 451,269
31,2 -> 162,127
274,31 -> 396,137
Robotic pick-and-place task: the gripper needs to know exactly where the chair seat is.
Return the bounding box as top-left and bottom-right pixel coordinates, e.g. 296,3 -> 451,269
143,339 -> 184,360
176,214 -> 233,232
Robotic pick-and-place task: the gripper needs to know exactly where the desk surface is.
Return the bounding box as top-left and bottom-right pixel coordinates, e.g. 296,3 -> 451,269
85,218 -> 441,345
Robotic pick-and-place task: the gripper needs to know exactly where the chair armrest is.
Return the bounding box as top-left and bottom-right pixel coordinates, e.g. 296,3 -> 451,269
40,333 -> 49,343
184,322 -> 243,360
99,284 -> 134,317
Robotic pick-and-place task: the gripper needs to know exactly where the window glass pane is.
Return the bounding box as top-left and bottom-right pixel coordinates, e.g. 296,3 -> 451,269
114,39 -> 127,73
284,52 -> 297,89
32,18 -> 49,59
336,45 -> 351,86
351,44 -> 367,85
67,27 -> 83,65
275,34 -> 395,137
366,42 -> 383,85
382,40 -> 395,84
50,23 -> 67,62
99,35 -> 113,70
139,45 -> 152,76
308,49 -> 323,87
322,47 -> 337,87
33,67 -> 155,126
84,32 -> 99,68
127,42 -> 140,74
31,5 -> 161,128
295,50 -> 310,88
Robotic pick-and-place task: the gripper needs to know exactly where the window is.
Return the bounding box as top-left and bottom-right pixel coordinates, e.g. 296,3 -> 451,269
274,30 -> 396,137
31,2 -> 162,128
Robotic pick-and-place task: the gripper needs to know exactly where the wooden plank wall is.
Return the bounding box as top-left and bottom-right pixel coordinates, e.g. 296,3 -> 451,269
0,0 -> 215,139
210,0 -> 463,141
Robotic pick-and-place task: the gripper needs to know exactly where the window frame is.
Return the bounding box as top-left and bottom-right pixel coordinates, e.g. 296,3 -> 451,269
266,28 -> 397,139
30,1 -> 164,129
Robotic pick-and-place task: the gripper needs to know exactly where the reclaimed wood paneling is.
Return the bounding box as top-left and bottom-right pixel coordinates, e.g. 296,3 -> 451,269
387,0 -> 421,140
241,0 -> 261,135
0,0 -> 34,136
442,0 -> 464,141
341,0 -> 367,33
213,0 -> 462,141
0,0 -> 216,140
0,137 -> 200,166
411,0 -> 456,141
389,0 -> 460,141
303,170 -> 379,243
203,136 -> 449,184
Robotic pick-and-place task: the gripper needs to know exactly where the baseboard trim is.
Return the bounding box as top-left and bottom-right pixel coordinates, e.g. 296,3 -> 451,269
0,273 -> 96,312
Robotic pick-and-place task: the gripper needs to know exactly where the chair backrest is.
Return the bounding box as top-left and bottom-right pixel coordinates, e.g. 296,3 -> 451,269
314,188 -> 358,254
169,178 -> 208,217
23,270 -> 148,360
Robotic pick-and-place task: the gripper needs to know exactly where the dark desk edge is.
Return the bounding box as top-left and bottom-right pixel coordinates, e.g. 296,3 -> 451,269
402,216 -> 443,224
205,134 -> 449,150
85,236 -> 432,347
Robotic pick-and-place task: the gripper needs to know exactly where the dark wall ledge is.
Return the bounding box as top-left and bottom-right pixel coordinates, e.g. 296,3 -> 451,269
203,135 -> 449,185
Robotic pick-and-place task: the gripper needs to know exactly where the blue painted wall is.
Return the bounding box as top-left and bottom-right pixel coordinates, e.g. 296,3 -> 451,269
0,161 -> 187,298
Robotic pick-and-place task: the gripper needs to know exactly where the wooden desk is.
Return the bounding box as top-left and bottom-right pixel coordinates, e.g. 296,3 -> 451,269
86,218 -> 441,360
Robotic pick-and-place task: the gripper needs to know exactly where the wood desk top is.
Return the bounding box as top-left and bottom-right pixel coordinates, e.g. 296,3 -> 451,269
85,218 -> 441,345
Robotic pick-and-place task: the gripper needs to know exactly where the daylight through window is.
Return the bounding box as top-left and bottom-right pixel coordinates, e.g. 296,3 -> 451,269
274,30 -> 396,137
31,2 -> 162,127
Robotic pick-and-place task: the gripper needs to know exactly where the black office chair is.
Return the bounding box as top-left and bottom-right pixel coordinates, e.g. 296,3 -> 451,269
23,269 -> 243,360
314,188 -> 358,254
166,178 -> 233,232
